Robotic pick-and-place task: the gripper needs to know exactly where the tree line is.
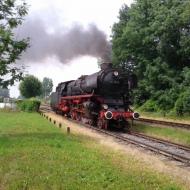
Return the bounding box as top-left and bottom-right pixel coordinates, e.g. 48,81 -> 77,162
112,0 -> 190,116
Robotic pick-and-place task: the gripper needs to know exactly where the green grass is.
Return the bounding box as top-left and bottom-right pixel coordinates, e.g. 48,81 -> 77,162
132,122 -> 190,146
138,111 -> 190,123
0,112 -> 186,190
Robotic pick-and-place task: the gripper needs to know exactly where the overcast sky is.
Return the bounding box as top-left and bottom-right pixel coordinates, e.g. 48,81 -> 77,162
11,0 -> 134,97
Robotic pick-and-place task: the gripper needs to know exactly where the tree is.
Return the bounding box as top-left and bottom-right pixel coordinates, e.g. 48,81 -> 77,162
42,77 -> 53,98
112,0 -> 190,114
112,1 -> 190,69
19,75 -> 42,98
0,0 -> 29,88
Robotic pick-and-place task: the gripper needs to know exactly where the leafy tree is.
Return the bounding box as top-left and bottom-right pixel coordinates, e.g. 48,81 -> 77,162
0,0 -> 29,88
42,77 -> 53,98
112,0 -> 190,114
175,89 -> 190,116
19,75 -> 42,98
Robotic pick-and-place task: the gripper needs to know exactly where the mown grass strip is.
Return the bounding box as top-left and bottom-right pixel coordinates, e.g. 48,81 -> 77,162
132,122 -> 190,146
139,111 -> 190,124
0,112 -> 186,190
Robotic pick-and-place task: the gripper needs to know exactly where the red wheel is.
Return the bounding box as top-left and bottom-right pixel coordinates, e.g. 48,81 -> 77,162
71,111 -> 76,120
76,113 -> 81,121
97,119 -> 103,129
97,119 -> 108,129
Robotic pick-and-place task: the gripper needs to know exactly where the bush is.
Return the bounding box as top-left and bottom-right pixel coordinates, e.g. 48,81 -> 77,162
157,92 -> 175,111
16,99 -> 41,112
139,99 -> 159,112
175,90 -> 190,116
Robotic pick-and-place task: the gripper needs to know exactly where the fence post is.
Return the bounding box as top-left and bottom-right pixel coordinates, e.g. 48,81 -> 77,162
67,127 -> 70,134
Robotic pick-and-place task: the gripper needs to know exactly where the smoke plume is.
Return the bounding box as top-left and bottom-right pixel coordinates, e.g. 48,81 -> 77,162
15,18 -> 112,64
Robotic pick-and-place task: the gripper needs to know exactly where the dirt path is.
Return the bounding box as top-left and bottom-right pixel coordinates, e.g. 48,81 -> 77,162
43,112 -> 190,187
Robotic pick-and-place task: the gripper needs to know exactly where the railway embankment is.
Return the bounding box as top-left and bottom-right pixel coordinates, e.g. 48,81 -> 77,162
132,122 -> 190,147
131,110 -> 190,147
139,112 -> 190,125
0,111 -> 189,189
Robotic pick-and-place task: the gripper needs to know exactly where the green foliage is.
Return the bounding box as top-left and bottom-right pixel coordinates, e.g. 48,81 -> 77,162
42,77 -> 53,98
156,88 -> 180,111
139,100 -> 158,112
16,98 -> 41,112
181,67 -> 190,86
19,75 -> 42,98
175,90 -> 190,116
112,0 -> 190,115
0,0 -> 29,88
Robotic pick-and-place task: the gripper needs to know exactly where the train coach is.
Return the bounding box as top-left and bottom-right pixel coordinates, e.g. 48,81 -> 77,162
50,63 -> 139,130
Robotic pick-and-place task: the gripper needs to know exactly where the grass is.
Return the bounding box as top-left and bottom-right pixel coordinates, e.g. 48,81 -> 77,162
138,111 -> 190,124
132,122 -> 190,146
0,112 -> 186,190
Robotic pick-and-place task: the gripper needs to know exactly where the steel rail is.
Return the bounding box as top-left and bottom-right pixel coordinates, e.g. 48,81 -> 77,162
132,132 -> 190,151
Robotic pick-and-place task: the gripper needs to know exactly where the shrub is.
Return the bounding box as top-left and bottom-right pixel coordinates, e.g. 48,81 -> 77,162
139,99 -> 159,112
16,99 -> 41,112
157,93 -> 175,111
175,90 -> 190,116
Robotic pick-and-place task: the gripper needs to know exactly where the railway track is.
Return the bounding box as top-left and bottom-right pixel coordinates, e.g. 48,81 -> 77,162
40,104 -> 54,112
137,117 -> 190,130
39,104 -> 190,165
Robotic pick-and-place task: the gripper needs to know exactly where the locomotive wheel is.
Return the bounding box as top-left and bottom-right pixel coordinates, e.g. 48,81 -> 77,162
88,119 -> 93,126
76,113 -> 81,121
123,120 -> 131,133
97,119 -> 103,129
97,119 -> 108,129
71,111 -> 76,120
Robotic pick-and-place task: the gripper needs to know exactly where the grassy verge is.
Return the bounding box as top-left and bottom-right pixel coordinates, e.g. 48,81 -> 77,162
0,112 -> 186,190
138,111 -> 190,124
133,122 -> 190,146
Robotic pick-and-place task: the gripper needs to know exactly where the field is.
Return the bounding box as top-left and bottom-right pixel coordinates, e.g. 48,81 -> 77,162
0,111 -> 187,190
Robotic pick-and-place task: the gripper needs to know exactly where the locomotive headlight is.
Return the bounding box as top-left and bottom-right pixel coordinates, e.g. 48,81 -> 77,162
113,71 -> 119,76
105,111 -> 113,120
133,112 -> 140,119
102,104 -> 108,110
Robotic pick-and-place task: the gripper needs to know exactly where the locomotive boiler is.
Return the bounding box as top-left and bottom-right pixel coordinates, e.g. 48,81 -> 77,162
50,63 -> 139,130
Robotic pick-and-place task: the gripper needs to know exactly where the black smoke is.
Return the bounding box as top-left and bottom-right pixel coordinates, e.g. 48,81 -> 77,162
15,18 -> 112,64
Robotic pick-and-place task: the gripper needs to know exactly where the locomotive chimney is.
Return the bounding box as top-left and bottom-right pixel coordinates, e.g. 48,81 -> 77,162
100,62 -> 112,70
98,58 -> 112,70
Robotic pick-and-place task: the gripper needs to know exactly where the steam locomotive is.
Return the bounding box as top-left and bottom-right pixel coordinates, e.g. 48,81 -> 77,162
50,63 -> 139,130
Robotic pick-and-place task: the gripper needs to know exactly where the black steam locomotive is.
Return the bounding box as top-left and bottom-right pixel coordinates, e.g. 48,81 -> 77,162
50,63 -> 139,130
